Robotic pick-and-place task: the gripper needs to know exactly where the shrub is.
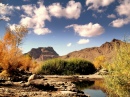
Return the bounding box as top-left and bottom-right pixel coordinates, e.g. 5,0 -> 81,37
104,41 -> 130,97
38,58 -> 96,75
93,55 -> 106,70
19,54 -> 32,71
0,25 -> 29,76
39,58 -> 66,75
64,58 -> 96,75
29,61 -> 41,74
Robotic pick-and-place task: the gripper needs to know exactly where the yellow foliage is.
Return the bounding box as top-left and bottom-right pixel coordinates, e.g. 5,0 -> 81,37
93,55 -> 106,69
104,42 -> 130,97
29,61 -> 41,74
94,80 -> 105,89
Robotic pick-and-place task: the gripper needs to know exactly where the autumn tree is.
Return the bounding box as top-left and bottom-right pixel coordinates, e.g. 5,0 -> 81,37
0,25 -> 28,76
18,54 -> 31,71
104,42 -> 130,97
93,55 -> 106,70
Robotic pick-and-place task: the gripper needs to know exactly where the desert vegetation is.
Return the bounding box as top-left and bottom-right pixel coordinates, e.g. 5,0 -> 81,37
93,55 -> 106,70
0,26 -> 35,76
104,41 -> 130,97
0,25 -> 129,97
38,58 -> 96,75
0,26 -> 97,77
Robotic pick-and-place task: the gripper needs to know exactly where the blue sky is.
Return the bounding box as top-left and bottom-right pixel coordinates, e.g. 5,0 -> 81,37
0,0 -> 130,55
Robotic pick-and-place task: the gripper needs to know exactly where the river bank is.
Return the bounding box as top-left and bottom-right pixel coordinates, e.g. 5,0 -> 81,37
0,74 -> 103,97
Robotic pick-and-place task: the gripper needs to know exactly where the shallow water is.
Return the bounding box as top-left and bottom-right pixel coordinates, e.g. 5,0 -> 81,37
74,80 -> 107,97
83,89 -> 106,97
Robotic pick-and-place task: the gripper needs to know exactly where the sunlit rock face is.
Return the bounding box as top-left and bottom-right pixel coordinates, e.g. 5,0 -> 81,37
27,47 -> 59,61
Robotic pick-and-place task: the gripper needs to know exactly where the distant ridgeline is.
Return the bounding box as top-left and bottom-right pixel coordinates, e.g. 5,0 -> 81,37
26,39 -> 129,62
26,47 -> 59,61
61,39 -> 129,62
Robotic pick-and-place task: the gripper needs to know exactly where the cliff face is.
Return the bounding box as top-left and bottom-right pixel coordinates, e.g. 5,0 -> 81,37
61,39 -> 125,62
27,47 -> 59,61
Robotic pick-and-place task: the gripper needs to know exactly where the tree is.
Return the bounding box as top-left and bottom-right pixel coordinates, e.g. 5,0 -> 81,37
0,25 -> 28,76
104,42 -> 130,97
93,55 -> 106,70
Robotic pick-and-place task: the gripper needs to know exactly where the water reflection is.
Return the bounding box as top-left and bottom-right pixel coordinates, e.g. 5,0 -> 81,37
74,80 -> 107,97
83,89 -> 106,97
73,80 -> 94,90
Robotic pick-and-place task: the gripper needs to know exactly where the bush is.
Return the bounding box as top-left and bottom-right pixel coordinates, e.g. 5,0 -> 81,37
39,58 -> 66,75
93,55 -> 106,70
0,25 -> 29,76
18,54 -> 32,71
64,58 -> 96,75
104,41 -> 130,97
38,58 -> 96,75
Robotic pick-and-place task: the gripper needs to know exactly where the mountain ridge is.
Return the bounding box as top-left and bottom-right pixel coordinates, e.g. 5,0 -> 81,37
26,39 -> 127,62
26,46 -> 59,61
61,39 -> 125,62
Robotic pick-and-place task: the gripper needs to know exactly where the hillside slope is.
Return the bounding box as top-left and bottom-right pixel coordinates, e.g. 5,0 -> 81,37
61,39 -> 125,62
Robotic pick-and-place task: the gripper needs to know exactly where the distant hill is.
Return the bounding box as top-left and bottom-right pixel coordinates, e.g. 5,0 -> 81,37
26,47 -> 59,61
61,39 -> 126,62
26,39 -> 128,62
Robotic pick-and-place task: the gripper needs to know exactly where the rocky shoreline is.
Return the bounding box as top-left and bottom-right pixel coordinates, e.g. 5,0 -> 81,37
0,74 -> 103,97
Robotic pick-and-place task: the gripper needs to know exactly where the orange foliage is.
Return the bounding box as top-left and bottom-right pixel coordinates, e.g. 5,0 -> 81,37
18,54 -> 40,73
19,55 -> 32,71
29,61 -> 40,74
0,25 -> 28,75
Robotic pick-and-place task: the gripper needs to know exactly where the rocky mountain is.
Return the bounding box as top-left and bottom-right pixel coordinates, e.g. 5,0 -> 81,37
26,39 -> 127,62
61,39 -> 126,62
27,47 -> 59,61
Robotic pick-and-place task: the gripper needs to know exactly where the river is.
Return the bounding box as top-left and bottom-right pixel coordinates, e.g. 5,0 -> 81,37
74,80 -> 107,97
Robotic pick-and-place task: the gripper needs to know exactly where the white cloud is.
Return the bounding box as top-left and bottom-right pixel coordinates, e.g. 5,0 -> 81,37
15,6 -> 21,10
0,3 -> 13,15
67,43 -> 72,47
110,0 -> 130,27
65,0 -> 82,19
21,5 -> 34,16
0,3 -> 21,21
110,18 -> 129,28
86,0 -> 115,12
0,3 -> 13,21
48,3 -> 63,18
48,0 -> 82,19
0,15 -> 10,21
1,1 -> 81,35
107,14 -> 116,18
65,23 -> 104,37
77,39 -> 89,44
92,14 -> 97,18
20,2 -> 51,35
97,9 -> 104,13
34,27 -> 51,35
116,0 -> 130,17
